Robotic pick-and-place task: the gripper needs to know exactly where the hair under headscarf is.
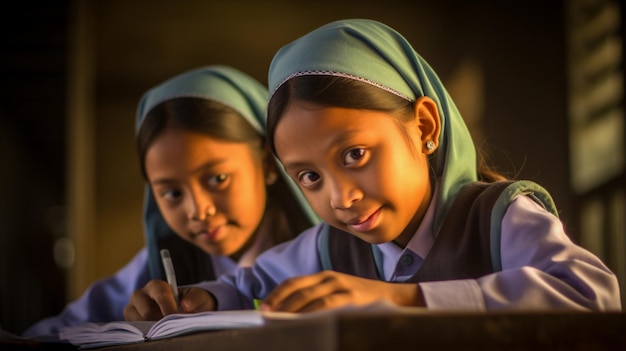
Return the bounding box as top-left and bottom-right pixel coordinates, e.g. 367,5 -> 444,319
268,19 -> 478,234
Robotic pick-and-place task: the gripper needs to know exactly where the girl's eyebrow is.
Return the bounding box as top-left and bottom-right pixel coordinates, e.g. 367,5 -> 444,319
329,131 -> 360,146
282,130 -> 361,173
150,158 -> 228,185
283,160 -> 310,173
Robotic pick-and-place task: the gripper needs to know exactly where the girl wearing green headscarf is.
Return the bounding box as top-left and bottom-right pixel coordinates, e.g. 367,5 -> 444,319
23,66 -> 315,335
162,20 -> 620,313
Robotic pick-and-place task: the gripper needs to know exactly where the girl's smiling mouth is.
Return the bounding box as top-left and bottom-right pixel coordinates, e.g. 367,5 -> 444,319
347,207 -> 382,232
192,225 -> 224,242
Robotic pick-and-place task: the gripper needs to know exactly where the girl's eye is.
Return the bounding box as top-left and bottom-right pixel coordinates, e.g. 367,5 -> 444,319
207,173 -> 229,189
297,171 -> 321,188
343,148 -> 367,166
161,189 -> 182,202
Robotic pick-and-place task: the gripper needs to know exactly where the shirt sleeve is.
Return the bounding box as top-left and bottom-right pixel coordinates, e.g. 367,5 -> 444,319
22,248 -> 151,337
194,225 -> 324,310
420,195 -> 622,311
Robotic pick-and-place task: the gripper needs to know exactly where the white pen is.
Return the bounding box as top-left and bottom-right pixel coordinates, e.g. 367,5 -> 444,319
160,249 -> 180,309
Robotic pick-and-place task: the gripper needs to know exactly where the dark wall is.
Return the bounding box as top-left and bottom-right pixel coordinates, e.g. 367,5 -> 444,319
0,1 -> 69,334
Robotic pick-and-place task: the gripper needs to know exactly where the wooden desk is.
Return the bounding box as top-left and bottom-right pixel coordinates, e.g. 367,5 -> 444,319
106,311 -> 625,351
4,311 -> 625,350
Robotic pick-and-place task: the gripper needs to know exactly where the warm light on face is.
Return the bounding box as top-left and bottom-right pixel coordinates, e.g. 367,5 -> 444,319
274,101 -> 432,248
145,128 -> 267,256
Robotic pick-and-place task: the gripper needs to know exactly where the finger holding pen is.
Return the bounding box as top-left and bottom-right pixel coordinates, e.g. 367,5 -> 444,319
159,249 -> 218,313
125,250 -> 220,321
124,279 -> 180,321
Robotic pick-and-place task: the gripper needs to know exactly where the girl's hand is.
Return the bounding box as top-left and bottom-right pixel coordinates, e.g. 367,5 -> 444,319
261,271 -> 425,313
124,279 -> 217,321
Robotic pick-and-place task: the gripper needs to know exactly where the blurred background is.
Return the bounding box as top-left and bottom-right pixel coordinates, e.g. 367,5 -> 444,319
1,0 -> 624,334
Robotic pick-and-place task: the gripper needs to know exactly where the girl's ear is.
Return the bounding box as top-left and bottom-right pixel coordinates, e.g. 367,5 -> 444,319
414,96 -> 441,154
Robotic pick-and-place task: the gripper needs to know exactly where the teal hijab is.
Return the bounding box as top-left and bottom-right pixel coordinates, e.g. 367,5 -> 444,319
136,65 -> 317,280
268,19 -> 477,234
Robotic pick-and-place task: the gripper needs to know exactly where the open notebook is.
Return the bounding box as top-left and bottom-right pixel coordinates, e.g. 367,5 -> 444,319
58,310 -> 266,349
58,302 -> 426,349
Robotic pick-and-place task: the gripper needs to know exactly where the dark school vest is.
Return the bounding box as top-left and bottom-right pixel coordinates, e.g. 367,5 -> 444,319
318,180 -> 558,283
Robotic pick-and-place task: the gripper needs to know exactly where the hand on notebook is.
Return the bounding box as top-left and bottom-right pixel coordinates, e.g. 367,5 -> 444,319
261,271 -> 425,313
124,279 -> 217,321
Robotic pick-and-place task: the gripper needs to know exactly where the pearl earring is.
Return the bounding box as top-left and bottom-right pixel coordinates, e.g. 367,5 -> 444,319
426,140 -> 436,152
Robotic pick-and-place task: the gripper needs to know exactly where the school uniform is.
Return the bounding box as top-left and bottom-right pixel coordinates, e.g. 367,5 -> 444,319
197,181 -> 620,311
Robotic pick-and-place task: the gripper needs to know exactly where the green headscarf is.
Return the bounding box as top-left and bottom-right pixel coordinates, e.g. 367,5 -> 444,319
268,19 -> 477,234
136,65 -> 266,134
136,65 -> 317,279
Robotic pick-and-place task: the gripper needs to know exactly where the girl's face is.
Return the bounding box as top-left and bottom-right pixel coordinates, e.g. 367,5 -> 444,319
145,127 -> 268,257
274,100 -> 436,247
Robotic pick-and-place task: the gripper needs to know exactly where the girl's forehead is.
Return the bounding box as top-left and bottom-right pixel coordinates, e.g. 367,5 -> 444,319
147,130 -> 263,176
276,104 -> 401,147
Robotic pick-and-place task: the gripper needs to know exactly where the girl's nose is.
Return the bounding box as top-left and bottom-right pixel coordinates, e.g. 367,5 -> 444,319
329,176 -> 362,210
187,193 -> 216,221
